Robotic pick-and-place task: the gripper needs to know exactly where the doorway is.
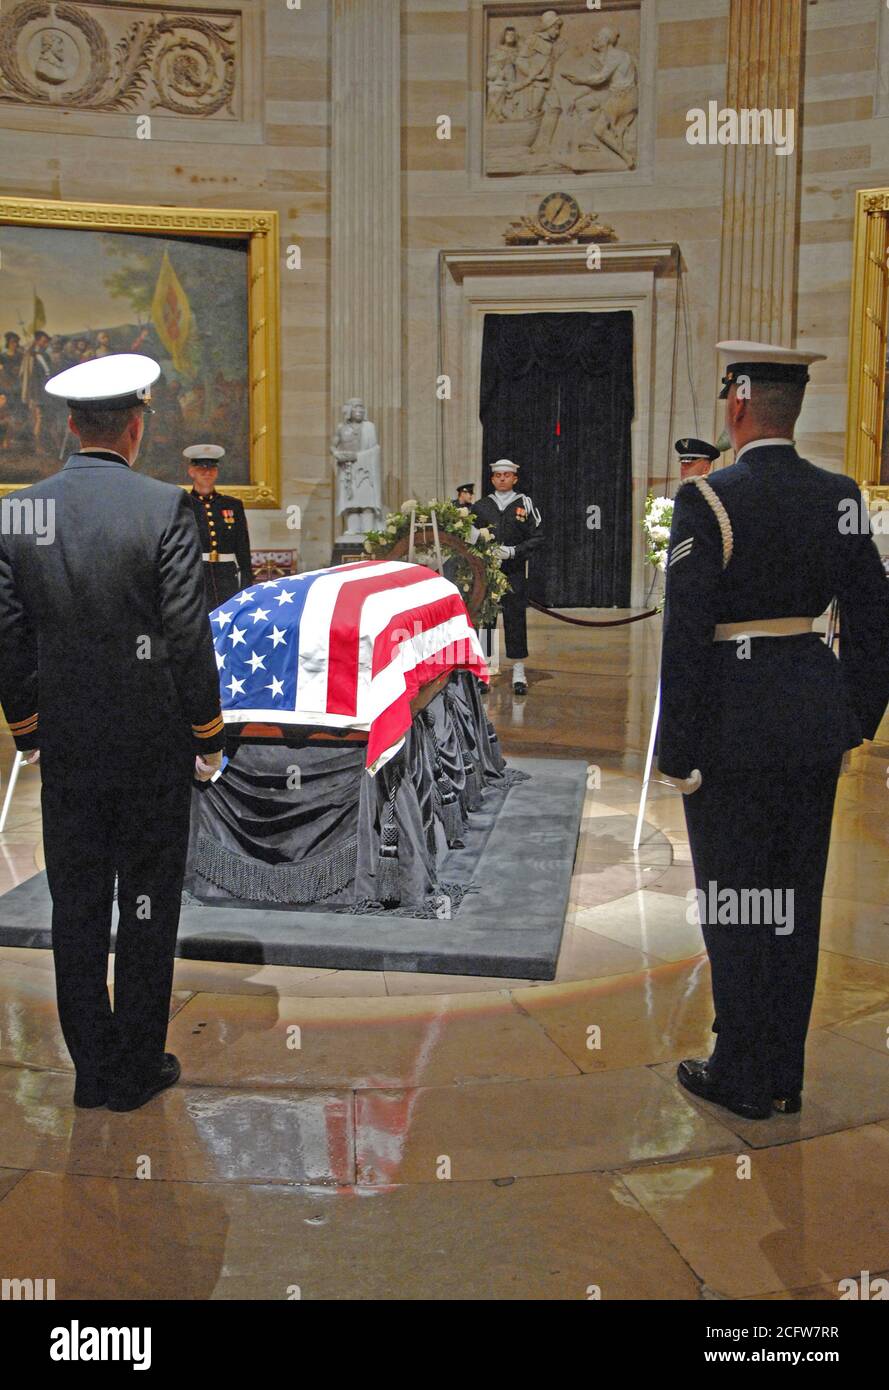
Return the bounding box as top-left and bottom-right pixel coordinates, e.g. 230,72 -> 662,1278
479,310 -> 634,608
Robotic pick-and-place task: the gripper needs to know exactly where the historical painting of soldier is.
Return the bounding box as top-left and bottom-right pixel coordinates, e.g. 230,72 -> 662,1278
0,224 -> 251,488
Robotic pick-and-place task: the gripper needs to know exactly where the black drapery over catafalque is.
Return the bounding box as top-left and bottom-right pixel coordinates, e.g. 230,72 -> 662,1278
479,311 -> 634,608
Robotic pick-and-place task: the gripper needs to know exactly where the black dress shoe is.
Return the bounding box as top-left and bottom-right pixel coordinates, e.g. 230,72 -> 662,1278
512,680 -> 527,696
108,1054 -> 181,1113
773,1094 -> 802,1114
677,1058 -> 772,1121
73,1079 -> 108,1109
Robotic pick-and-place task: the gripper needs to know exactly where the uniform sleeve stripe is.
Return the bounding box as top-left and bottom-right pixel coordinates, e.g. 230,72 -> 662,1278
192,716 -> 224,738
192,713 -> 224,733
8,714 -> 38,733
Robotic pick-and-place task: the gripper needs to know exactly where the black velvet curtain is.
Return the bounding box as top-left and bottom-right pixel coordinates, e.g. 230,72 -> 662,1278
479,311 -> 634,607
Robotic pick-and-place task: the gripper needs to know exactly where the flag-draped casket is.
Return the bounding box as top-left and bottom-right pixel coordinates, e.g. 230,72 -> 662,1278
185,560 -> 515,912
211,559 -> 488,771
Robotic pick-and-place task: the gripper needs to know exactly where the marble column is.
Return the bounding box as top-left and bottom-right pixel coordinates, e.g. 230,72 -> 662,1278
330,0 -> 402,516
718,0 -> 803,345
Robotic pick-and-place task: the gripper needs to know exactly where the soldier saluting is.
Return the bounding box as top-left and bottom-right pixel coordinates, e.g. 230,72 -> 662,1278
184,443 -> 254,611
473,458 -> 544,695
657,340 -> 889,1121
0,355 -> 225,1112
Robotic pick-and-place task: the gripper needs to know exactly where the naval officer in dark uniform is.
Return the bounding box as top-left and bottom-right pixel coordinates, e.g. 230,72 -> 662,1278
184,443 -> 254,611
657,341 -> 889,1120
0,355 -> 226,1112
473,459 -> 544,694
452,482 -> 476,509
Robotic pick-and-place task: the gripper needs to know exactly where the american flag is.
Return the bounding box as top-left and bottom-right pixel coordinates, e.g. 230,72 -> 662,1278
210,560 -> 489,772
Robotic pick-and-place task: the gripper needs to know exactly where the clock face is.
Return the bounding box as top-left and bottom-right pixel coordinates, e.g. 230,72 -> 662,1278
538,191 -> 581,235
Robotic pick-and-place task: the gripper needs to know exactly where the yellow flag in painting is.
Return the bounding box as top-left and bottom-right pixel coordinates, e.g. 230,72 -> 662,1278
151,250 -> 193,374
31,290 -> 47,335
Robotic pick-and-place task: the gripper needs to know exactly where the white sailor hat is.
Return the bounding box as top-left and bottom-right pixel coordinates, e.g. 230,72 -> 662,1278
491,458 -> 519,474
717,340 -> 826,399
183,443 -> 225,465
45,353 -> 160,410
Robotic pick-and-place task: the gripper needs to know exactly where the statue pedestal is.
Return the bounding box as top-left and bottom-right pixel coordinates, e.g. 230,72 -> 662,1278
331,535 -> 368,567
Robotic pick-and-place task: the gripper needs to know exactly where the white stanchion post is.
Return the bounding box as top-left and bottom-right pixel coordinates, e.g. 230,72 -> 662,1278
0,751 -> 26,834
633,680 -> 661,853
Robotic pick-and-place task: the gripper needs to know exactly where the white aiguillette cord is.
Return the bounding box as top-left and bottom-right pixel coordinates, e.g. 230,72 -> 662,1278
689,476 -> 734,569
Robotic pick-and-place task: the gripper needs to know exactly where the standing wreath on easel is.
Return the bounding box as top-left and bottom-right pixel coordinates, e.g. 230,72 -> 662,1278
364,498 -> 510,626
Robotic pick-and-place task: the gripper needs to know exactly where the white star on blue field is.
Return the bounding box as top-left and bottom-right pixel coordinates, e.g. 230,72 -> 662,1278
210,575 -> 317,714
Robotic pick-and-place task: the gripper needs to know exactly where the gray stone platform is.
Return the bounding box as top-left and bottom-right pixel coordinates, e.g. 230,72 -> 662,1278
0,759 -> 611,979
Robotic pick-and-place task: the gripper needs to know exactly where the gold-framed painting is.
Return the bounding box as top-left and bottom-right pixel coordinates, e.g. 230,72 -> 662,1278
0,196 -> 280,506
846,186 -> 889,505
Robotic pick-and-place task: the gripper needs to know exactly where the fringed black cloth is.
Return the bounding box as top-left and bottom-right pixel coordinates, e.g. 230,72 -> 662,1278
184,672 -> 525,915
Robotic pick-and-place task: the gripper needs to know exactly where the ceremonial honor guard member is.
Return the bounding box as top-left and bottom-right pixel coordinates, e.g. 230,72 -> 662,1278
452,481 -> 476,509
185,443 -> 254,610
657,341 -> 889,1120
473,458 -> 544,694
674,436 -> 720,484
0,355 -> 226,1112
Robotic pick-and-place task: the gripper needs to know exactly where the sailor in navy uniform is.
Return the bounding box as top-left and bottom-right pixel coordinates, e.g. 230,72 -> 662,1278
0,355 -> 226,1112
472,459 -> 544,694
184,443 -> 254,611
657,341 -> 889,1120
452,482 -> 476,509
674,437 -> 720,486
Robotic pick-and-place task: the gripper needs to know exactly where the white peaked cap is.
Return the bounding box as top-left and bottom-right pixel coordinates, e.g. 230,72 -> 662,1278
45,353 -> 160,407
491,458 -> 519,473
716,340 -> 827,366
183,444 -> 226,462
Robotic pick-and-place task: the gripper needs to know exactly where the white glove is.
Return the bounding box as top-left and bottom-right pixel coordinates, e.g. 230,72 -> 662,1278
194,750 -> 224,783
23,748 -> 40,765
495,545 -> 515,561
657,767 -> 702,795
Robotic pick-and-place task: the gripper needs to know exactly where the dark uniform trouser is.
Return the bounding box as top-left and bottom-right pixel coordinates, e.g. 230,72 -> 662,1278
42,770 -> 193,1092
202,560 -> 240,612
484,564 -> 529,661
682,758 -> 841,1104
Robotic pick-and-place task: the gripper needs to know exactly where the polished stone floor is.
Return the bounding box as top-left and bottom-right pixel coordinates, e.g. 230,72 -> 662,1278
1,609 -> 887,1299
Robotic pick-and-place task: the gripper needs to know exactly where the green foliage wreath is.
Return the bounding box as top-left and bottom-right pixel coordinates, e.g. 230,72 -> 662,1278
364,498 -> 510,627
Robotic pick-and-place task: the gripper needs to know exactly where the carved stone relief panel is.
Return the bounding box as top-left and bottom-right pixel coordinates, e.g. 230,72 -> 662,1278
483,1 -> 643,177
0,0 -> 241,118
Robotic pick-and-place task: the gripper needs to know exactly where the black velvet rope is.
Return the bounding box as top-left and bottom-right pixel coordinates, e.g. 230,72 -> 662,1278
527,600 -> 660,628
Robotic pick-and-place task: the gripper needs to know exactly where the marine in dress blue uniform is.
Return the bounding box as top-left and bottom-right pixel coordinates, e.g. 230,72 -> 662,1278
658,341 -> 889,1120
472,459 -> 544,694
184,443 -> 254,612
0,355 -> 226,1112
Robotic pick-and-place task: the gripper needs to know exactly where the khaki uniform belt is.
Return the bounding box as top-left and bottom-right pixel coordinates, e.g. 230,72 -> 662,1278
202,553 -> 237,564
713,617 -> 814,641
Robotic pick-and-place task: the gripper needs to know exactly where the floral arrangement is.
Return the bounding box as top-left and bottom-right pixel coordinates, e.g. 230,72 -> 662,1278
643,494 -> 674,572
364,497 -> 510,626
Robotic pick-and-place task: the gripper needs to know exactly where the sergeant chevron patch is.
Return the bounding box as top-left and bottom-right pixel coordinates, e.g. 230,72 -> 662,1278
669,537 -> 694,567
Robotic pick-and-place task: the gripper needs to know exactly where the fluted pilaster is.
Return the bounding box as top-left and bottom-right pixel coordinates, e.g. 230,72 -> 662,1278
718,0 -> 803,344
330,0 -> 402,505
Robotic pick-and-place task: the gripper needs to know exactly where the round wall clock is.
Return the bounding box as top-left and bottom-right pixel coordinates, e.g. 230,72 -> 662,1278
537,191 -> 581,236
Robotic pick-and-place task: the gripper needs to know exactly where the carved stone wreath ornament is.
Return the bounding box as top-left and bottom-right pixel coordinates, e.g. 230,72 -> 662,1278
0,1 -> 237,116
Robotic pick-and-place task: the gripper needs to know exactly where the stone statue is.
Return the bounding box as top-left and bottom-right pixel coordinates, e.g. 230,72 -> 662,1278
331,398 -> 384,536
